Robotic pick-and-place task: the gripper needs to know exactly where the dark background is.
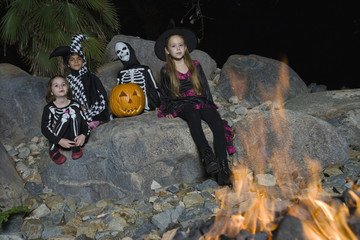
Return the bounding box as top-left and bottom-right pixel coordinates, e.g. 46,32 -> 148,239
117,0 -> 360,90
1,0 -> 359,90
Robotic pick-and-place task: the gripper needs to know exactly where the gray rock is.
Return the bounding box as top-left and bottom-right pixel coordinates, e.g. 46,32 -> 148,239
41,225 -> 63,240
285,89 -> 360,146
7,149 -> 19,157
0,63 -> 30,79
151,209 -> 173,231
0,75 -> 47,145
166,185 -> 180,194
30,203 -> 51,218
255,174 -> 276,186
17,147 -> 30,159
0,144 -> 29,210
39,112 -> 211,203
21,219 -> 44,240
24,182 -> 43,196
196,179 -> 218,191
232,109 -> 349,179
216,55 -> 308,106
0,233 -> 27,240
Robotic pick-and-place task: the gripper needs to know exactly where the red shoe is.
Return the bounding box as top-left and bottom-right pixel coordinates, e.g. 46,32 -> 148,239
72,147 -> 83,160
49,150 -> 66,165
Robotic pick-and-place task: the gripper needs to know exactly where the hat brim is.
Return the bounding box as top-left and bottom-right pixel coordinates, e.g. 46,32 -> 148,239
154,28 -> 197,61
49,46 -> 70,59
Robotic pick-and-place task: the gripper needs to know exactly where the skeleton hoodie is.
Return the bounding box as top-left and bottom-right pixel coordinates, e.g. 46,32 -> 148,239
115,42 -> 160,111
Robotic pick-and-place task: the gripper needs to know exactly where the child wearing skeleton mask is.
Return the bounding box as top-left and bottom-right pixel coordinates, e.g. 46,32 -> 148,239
41,76 -> 90,164
154,27 -> 235,186
115,41 -> 160,111
50,34 -> 110,129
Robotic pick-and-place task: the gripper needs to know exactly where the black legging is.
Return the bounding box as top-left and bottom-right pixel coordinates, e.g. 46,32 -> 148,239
178,105 -> 227,159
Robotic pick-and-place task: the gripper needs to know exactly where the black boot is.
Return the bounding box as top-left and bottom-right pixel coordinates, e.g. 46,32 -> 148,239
200,146 -> 219,176
217,158 -> 233,186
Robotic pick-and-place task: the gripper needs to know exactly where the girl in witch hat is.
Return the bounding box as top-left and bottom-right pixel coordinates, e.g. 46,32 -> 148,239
50,34 -> 110,130
154,26 -> 235,186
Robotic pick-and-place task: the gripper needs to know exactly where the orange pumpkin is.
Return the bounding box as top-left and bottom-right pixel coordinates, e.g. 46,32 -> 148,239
109,83 -> 145,117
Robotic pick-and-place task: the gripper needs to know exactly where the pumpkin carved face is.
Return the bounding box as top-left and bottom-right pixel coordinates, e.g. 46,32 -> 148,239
109,83 -> 145,117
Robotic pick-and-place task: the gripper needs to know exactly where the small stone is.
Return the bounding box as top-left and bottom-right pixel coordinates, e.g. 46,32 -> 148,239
7,149 -> 19,157
228,96 -> 239,104
30,203 -> 51,218
15,143 -> 26,150
196,179 -> 218,191
255,174 -> 276,186
151,180 -> 162,190
323,167 -> 343,177
29,143 -> 39,152
31,136 -> 39,143
166,185 -> 180,194
148,196 -> 158,203
21,219 -> 44,239
182,193 -> 204,209
25,182 -> 44,195
82,215 -> 91,221
3,144 -> 13,152
235,106 -> 248,115
43,188 -> 53,194
18,147 -> 31,159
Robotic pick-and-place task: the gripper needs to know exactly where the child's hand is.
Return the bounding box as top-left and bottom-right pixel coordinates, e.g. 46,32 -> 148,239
59,138 -> 75,148
166,114 -> 174,119
74,134 -> 86,146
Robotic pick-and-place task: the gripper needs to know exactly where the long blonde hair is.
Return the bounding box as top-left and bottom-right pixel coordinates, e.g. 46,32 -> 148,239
164,35 -> 202,97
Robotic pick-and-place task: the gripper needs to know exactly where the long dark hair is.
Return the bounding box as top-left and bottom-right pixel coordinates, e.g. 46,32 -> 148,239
46,75 -> 72,103
164,34 -> 202,97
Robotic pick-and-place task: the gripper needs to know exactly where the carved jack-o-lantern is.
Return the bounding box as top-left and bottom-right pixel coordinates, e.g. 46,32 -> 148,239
109,83 -> 145,117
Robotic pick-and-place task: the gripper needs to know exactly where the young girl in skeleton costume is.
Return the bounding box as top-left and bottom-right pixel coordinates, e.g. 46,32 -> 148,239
154,28 -> 235,186
115,41 -> 160,111
50,34 -> 110,129
41,76 -> 90,164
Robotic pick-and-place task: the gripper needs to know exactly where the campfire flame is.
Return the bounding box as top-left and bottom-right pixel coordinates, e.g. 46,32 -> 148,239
204,56 -> 360,240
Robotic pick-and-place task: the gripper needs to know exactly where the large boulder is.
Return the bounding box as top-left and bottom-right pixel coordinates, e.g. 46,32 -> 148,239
0,143 -> 29,210
100,35 -> 217,96
285,89 -> 360,146
0,75 -> 48,145
232,109 -> 349,179
38,112 -> 213,203
0,63 -> 30,79
216,55 -> 308,106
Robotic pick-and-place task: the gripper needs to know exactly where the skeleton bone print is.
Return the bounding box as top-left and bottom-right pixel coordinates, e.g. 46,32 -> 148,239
115,41 -> 160,111
117,68 -> 150,110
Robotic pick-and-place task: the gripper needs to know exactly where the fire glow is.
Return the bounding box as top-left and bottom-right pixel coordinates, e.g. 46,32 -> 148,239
203,56 -> 360,240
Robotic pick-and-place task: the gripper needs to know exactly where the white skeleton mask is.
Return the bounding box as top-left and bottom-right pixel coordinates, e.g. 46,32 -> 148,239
115,42 -> 130,62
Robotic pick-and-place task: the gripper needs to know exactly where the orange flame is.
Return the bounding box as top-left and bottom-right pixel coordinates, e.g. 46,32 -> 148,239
204,55 -> 359,239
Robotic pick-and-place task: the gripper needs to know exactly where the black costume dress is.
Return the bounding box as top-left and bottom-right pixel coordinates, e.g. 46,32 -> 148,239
158,61 -> 216,117
158,60 -> 235,155
41,100 -> 90,152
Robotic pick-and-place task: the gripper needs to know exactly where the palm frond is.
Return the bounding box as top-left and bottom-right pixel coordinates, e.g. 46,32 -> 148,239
0,9 -> 23,44
0,0 -> 121,76
62,2 -> 81,33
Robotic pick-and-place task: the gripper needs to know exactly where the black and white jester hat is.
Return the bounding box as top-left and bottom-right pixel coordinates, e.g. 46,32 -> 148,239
154,21 -> 197,61
49,34 -> 88,68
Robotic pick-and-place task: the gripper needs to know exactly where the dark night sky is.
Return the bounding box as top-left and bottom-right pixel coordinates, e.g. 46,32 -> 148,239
1,0 -> 359,90
117,0 -> 360,90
